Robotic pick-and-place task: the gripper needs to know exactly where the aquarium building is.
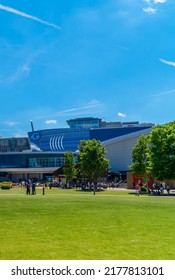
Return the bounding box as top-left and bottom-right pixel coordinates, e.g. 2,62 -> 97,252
0,117 -> 153,182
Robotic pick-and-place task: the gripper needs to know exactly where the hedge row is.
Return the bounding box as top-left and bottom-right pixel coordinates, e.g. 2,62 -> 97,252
1,185 -> 11,190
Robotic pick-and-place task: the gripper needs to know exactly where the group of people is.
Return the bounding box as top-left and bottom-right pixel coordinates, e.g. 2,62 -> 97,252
150,182 -> 170,195
25,179 -> 36,195
134,180 -> 171,196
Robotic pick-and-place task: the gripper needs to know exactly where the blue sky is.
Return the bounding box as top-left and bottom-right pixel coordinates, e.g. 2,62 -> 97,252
0,0 -> 175,137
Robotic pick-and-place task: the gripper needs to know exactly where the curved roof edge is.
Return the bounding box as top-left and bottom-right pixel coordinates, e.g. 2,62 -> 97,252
101,128 -> 152,146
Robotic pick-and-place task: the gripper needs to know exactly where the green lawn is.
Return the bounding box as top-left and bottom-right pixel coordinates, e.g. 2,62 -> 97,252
0,187 -> 175,260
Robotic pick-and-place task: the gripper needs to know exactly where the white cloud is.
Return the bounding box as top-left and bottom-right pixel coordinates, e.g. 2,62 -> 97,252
118,112 -> 126,118
0,4 -> 61,30
151,89 -> 175,97
27,101 -> 103,122
154,0 -> 167,3
121,46 -> 130,52
45,120 -> 57,124
8,62 -> 31,83
88,99 -> 100,105
143,0 -> 167,14
21,63 -> 30,74
1,48 -> 46,84
14,132 -> 27,138
143,7 -> 157,14
55,101 -> 102,116
159,58 -> 175,67
2,121 -> 19,126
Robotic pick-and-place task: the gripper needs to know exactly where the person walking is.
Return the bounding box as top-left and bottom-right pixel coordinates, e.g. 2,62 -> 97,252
32,181 -> 36,195
26,182 -> 30,195
166,185 -> 170,195
135,184 -> 141,196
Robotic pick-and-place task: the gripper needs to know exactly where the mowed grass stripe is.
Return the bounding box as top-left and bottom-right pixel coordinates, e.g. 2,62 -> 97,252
0,188 -> 175,259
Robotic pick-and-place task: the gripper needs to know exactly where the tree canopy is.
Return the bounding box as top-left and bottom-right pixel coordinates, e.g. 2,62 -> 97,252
131,121 -> 175,180
63,151 -> 77,183
130,135 -> 150,176
77,139 -> 110,182
148,122 -> 175,180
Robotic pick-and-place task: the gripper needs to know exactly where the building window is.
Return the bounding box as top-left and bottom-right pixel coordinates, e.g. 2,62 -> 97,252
29,157 -> 65,168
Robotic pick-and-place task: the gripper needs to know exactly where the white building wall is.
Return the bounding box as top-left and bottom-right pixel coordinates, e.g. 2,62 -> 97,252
103,129 -> 151,172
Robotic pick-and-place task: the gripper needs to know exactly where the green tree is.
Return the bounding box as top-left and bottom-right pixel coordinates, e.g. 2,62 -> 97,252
130,135 -> 150,176
63,152 -> 77,185
131,121 -> 175,181
77,139 -> 109,186
148,122 -> 175,180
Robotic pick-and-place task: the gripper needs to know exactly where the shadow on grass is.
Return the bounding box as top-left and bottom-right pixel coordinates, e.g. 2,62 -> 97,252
75,189 -> 105,193
129,191 -> 175,196
74,188 -> 175,197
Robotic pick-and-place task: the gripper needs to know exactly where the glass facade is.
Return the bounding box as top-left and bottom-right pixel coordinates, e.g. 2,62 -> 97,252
28,126 -> 152,153
0,153 -> 27,168
28,128 -> 90,152
67,117 -> 101,128
29,156 -> 64,168
90,127 -> 152,142
0,153 -> 65,168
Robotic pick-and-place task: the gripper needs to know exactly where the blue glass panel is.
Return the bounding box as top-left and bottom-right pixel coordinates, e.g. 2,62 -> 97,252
28,128 -> 90,152
90,127 -> 152,142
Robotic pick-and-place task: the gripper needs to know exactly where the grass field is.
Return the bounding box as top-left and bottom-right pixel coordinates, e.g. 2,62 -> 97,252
0,187 -> 175,260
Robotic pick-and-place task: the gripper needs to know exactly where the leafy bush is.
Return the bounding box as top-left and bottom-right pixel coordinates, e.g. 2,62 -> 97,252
0,181 -> 12,189
1,185 -> 11,190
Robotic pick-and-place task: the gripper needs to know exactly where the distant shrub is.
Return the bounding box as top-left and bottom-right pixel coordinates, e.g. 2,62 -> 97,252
1,185 -> 11,190
0,181 -> 12,189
